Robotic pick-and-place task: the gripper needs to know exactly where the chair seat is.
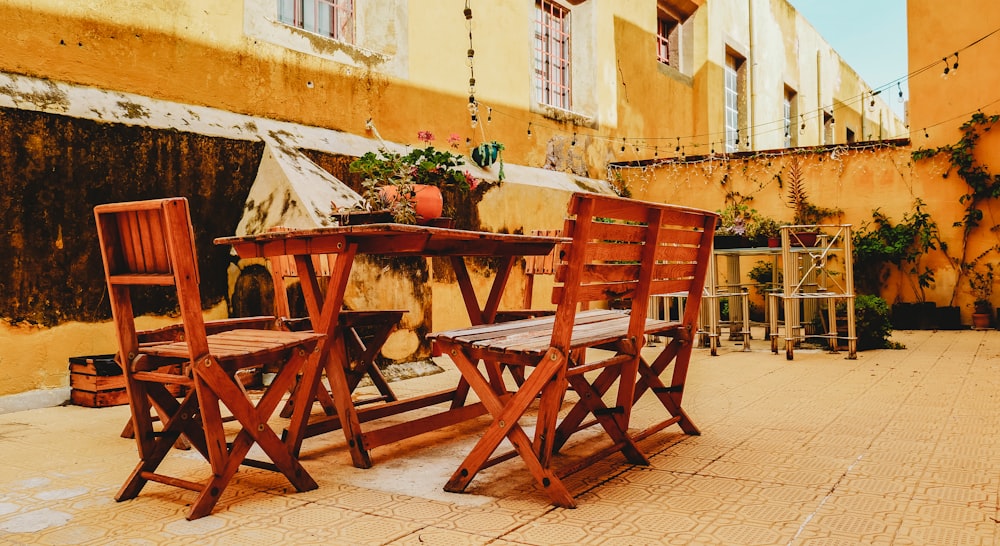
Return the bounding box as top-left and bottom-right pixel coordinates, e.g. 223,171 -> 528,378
140,329 -> 322,371
432,309 -> 682,357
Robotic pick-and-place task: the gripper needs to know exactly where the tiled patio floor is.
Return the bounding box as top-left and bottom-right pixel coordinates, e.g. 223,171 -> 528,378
2,328 -> 998,545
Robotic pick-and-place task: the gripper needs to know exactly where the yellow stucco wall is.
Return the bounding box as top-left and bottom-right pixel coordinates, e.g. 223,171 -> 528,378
0,304 -> 229,396
1,0 -> 902,173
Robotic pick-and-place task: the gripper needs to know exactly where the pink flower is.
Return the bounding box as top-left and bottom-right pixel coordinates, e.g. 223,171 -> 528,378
417,130 -> 434,143
448,133 -> 462,148
464,171 -> 479,190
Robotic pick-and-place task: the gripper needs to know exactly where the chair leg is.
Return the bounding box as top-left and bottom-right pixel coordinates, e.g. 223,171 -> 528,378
116,388 -> 204,503
635,339 -> 700,436
566,373 -> 649,466
443,347 -> 575,508
553,336 -> 699,454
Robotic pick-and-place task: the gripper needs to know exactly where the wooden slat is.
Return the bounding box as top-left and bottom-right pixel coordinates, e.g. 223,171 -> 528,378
108,273 -> 176,286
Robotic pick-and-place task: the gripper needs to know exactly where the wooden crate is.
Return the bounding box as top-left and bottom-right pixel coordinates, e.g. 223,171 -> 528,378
71,387 -> 129,408
70,354 -> 127,407
69,355 -> 184,407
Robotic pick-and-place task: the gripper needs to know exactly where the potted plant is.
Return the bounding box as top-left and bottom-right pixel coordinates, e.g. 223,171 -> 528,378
784,156 -> 841,246
746,216 -> 784,248
967,259 -> 994,329
347,131 -> 484,224
714,200 -> 761,248
852,295 -> 901,350
471,140 -> 505,181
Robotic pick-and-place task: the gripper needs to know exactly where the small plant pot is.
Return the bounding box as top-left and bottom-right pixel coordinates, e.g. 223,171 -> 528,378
972,312 -> 992,329
379,184 -> 443,220
790,232 -> 818,247
767,236 -> 780,248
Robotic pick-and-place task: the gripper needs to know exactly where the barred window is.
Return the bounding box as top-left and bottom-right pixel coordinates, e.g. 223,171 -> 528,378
534,0 -> 572,110
657,16 -> 678,66
278,0 -> 354,43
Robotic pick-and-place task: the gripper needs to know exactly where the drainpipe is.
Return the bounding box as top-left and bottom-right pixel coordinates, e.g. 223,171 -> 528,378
860,91 -> 865,141
747,0 -> 754,150
816,50 -> 822,144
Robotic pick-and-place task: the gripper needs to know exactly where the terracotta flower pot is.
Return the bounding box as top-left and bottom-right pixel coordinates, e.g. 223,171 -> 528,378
379,184 -> 443,220
972,312 -> 991,329
790,231 -> 818,247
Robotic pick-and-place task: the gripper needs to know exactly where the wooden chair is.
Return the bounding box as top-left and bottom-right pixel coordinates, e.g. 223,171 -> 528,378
95,197 -> 325,520
428,192 -> 717,507
265,246 -> 405,416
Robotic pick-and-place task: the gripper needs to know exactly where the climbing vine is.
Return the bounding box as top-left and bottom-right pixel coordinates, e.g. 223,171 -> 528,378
912,112 -> 1000,303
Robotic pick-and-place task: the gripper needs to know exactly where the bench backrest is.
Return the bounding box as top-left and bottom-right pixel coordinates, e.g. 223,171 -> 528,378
550,192 -> 718,350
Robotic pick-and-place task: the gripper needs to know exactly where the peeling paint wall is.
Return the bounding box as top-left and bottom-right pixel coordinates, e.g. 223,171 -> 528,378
0,108 -> 262,327
0,108 -> 262,395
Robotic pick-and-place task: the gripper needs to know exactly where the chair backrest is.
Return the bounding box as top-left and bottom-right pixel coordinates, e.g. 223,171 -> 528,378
551,192 -> 718,350
94,197 -> 208,365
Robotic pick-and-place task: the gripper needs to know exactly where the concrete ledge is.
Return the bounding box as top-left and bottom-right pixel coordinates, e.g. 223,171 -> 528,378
0,387 -> 70,415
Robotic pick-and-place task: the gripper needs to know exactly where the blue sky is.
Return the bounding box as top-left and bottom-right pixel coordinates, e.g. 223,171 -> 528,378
787,0 -> 908,117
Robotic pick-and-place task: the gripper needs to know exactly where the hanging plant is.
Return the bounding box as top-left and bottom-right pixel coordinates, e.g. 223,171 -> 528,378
471,140 -> 505,181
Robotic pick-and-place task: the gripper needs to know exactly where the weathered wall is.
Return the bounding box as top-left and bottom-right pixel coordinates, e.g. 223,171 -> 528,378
0,108 -> 263,395
0,107 -> 263,326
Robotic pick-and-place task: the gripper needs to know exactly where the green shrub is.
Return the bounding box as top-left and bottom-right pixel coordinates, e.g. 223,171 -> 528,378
854,295 -> 902,350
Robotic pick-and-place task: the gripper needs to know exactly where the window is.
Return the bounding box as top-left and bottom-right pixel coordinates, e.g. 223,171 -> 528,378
724,53 -> 743,153
534,0 -> 572,110
823,111 -> 835,145
278,0 -> 354,43
845,127 -> 856,143
656,15 -> 678,66
656,1 -> 696,77
784,86 -> 797,148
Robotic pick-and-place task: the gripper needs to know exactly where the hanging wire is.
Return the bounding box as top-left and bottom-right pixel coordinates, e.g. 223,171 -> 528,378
480,25 -> 1000,158
465,0 -> 478,128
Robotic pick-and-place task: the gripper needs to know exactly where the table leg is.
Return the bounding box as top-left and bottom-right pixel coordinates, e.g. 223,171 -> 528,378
448,256 -> 517,407
289,245 -> 375,468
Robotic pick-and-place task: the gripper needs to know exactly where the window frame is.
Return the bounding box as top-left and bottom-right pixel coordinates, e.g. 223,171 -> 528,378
277,0 -> 355,44
656,12 -> 681,68
724,53 -> 741,153
783,86 -> 798,148
534,0 -> 573,111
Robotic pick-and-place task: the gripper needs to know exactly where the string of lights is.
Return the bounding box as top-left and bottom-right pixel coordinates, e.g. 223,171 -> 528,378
464,0 -> 478,128
909,96 -> 1000,141
467,24 -> 1000,159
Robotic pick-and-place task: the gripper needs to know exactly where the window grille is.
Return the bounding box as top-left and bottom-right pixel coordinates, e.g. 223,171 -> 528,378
534,0 -> 572,110
657,17 -> 676,66
278,0 -> 354,43
724,54 -> 740,153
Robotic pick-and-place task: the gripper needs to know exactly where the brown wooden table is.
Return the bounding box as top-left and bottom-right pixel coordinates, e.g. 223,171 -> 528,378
215,223 -> 564,468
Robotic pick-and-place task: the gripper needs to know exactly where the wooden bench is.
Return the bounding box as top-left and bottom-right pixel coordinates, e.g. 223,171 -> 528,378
428,192 -> 717,507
